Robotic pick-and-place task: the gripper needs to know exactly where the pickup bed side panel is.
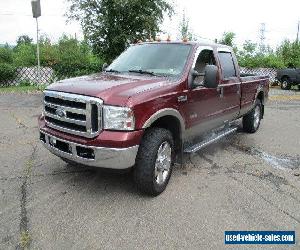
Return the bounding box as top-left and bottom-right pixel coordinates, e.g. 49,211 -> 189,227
240,76 -> 269,116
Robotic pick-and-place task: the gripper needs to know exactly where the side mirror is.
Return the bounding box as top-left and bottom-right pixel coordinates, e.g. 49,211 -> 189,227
102,63 -> 108,71
190,69 -> 204,88
203,65 -> 218,88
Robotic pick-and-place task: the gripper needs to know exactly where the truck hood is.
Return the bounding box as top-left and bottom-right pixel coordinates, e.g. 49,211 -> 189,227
46,73 -> 171,106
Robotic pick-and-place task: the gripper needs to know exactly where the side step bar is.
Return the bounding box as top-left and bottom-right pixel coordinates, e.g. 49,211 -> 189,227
184,126 -> 238,154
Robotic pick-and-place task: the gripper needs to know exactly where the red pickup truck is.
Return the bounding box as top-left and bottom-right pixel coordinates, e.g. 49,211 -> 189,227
39,41 -> 269,195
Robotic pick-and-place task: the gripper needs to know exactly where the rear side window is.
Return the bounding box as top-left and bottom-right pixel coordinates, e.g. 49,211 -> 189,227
218,52 -> 236,78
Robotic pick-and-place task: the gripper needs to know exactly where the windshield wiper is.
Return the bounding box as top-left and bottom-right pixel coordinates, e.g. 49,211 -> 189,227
128,69 -> 156,76
105,68 -> 120,73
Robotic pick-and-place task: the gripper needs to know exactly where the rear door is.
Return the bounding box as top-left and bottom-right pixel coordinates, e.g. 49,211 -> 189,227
216,49 -> 241,121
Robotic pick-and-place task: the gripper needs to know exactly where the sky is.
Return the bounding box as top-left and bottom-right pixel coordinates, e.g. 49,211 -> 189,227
0,0 -> 299,49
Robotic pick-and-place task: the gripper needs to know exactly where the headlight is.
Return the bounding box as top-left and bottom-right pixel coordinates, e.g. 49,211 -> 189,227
103,105 -> 135,131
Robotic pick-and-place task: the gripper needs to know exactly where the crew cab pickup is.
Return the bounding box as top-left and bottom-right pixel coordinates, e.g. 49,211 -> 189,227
38,41 -> 269,195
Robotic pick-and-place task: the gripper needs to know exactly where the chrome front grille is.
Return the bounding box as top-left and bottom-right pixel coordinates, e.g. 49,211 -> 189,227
43,90 -> 103,138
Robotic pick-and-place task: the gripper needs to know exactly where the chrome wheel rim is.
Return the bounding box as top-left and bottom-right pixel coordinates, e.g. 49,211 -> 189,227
253,106 -> 260,129
282,81 -> 287,88
154,141 -> 171,185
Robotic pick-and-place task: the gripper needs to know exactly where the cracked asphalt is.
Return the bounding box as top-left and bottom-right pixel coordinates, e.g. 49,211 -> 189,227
0,89 -> 300,250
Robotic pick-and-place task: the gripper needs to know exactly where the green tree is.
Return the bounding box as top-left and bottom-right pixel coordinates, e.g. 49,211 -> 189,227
39,35 -> 59,67
277,40 -> 300,67
67,0 -> 173,62
0,46 -> 16,84
0,46 -> 14,64
179,11 -> 193,40
237,39 -> 285,69
51,35 -> 102,79
16,35 -> 33,47
219,32 -> 235,47
242,40 -> 257,56
13,43 -> 36,66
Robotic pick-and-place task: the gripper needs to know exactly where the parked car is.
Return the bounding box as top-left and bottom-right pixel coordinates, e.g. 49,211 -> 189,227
38,41 -> 269,195
276,68 -> 300,90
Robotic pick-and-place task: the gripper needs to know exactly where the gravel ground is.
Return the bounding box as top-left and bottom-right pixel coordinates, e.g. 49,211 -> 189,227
0,88 -> 300,250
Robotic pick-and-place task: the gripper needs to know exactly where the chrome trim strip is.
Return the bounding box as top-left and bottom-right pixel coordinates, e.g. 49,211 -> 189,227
40,131 -> 138,169
44,90 -> 87,103
142,108 -> 185,131
218,82 -> 241,87
44,101 -> 86,115
45,121 -> 89,137
86,102 -> 92,133
44,90 -> 103,107
241,78 -> 269,84
44,111 -> 86,126
45,120 -> 100,138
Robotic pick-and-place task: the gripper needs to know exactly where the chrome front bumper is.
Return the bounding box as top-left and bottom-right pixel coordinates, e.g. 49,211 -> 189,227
40,131 -> 139,169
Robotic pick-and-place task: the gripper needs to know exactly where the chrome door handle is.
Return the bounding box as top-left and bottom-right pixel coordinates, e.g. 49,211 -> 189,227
217,87 -> 224,98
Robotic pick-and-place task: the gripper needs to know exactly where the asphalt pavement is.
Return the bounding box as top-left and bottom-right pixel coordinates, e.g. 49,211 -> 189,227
0,88 -> 300,250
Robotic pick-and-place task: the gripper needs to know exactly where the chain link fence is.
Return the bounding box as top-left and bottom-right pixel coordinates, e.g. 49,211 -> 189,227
0,67 -> 58,86
240,67 -> 277,83
0,66 -> 278,87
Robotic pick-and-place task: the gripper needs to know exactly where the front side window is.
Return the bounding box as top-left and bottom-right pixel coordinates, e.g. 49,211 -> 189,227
194,49 -> 216,84
107,43 -> 192,76
218,52 -> 236,78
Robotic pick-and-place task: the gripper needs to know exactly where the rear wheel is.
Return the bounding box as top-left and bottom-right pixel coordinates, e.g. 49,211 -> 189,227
134,128 -> 174,196
243,100 -> 262,133
281,77 -> 291,90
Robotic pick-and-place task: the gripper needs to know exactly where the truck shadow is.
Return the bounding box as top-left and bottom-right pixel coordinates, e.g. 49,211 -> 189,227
53,163 -> 145,197
49,127 -> 244,197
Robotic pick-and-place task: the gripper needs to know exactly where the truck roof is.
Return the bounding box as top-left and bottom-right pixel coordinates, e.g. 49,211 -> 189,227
135,41 -> 232,50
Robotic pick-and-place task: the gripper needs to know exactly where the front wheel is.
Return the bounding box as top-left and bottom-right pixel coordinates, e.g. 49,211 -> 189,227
243,100 -> 262,133
134,128 -> 174,196
281,77 -> 291,90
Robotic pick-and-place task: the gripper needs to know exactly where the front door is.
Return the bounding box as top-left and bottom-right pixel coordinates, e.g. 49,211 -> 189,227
180,47 -> 226,142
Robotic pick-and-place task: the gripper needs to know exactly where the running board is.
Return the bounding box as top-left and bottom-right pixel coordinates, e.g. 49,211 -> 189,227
184,127 -> 238,154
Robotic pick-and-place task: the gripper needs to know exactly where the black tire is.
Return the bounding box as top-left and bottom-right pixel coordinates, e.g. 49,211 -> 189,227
280,77 -> 291,90
243,100 -> 262,133
134,128 -> 174,196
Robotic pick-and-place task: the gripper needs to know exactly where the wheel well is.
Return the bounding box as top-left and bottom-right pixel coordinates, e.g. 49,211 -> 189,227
281,75 -> 289,81
148,115 -> 182,153
257,91 -> 264,117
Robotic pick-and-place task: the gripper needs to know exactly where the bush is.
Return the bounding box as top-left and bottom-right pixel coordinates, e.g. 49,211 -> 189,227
50,36 -> 103,79
0,47 -> 16,85
238,54 -> 285,69
13,43 -> 36,67
0,47 -> 14,64
0,63 -> 16,84
18,79 -> 32,86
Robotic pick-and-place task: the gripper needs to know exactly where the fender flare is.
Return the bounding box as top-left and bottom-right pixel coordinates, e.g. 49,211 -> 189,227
142,108 -> 185,132
255,86 -> 265,105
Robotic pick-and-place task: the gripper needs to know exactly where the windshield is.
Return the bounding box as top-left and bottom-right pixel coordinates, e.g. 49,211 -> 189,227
107,43 -> 192,76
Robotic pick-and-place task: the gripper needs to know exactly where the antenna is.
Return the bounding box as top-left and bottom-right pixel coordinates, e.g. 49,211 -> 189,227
297,21 -> 300,43
259,23 -> 266,53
